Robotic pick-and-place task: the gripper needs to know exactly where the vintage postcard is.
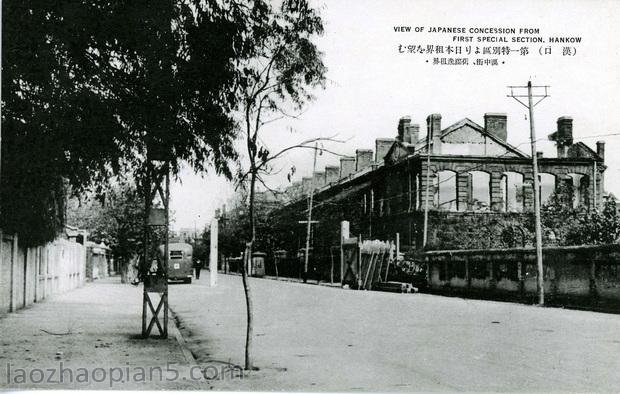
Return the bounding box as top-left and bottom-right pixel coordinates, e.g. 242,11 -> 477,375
1,0 -> 619,392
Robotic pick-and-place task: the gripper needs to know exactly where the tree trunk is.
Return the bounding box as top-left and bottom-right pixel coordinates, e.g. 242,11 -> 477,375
241,242 -> 254,370
241,168 -> 258,370
120,259 -> 129,284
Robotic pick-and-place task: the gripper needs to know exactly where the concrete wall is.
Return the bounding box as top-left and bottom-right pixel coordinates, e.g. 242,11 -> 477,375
422,244 -> 620,305
0,232 -> 86,315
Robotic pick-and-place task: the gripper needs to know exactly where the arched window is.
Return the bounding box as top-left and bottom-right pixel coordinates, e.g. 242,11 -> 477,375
501,172 -> 524,212
434,170 -> 458,211
538,173 -> 556,206
468,171 -> 491,211
566,173 -> 588,208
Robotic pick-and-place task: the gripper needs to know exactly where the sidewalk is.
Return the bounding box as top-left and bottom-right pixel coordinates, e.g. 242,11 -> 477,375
0,277 -> 229,390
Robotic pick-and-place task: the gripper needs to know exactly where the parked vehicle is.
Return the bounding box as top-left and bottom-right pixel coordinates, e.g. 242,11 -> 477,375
251,252 -> 266,277
158,242 -> 193,283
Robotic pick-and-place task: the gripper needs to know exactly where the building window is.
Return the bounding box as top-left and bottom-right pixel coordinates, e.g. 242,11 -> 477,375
565,173 -> 588,208
362,194 -> 367,214
538,173 -> 556,206
434,170 -> 458,211
415,173 -> 421,210
468,171 -> 491,211
501,172 -> 524,212
370,189 -> 375,214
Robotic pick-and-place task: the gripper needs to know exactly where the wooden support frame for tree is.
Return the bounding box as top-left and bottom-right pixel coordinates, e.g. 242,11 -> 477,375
141,160 -> 171,339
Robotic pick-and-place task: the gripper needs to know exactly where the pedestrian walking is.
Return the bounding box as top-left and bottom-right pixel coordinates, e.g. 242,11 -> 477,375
194,258 -> 203,280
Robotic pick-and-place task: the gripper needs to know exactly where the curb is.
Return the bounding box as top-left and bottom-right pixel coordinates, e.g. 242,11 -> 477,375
168,307 -> 197,365
222,271 -> 342,288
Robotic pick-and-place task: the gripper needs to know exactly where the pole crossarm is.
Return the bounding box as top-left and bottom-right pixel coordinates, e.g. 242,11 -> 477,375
507,84 -> 549,110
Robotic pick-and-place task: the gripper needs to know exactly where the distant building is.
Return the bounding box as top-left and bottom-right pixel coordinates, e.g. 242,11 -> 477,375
85,241 -> 112,280
274,112 -> 606,251
178,228 -> 196,243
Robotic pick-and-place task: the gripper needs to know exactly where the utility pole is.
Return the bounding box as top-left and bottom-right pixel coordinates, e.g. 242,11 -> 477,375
422,119 -> 433,247
303,143 -> 319,283
141,159 -> 171,338
0,0 -> 3,220
508,81 -> 549,305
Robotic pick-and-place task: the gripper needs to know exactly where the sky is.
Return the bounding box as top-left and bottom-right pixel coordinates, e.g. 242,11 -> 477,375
170,0 -> 620,231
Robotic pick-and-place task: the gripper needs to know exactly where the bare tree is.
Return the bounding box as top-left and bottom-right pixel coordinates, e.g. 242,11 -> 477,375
236,0 -> 328,371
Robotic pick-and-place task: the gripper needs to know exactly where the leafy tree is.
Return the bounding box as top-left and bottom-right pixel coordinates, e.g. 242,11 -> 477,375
2,1 -> 252,245
67,181 -> 145,283
565,196 -> 620,245
217,189 -> 284,260
542,181 -> 620,245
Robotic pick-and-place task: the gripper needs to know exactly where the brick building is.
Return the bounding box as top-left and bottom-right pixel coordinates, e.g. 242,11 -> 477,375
273,112 -> 606,255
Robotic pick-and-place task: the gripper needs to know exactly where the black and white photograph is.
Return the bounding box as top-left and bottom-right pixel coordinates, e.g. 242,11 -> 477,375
1,0 -> 620,391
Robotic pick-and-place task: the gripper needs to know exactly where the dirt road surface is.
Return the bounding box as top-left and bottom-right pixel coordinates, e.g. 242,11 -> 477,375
169,272 -> 620,392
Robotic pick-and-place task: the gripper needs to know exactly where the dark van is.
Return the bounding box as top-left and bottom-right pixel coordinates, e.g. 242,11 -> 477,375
159,242 -> 193,283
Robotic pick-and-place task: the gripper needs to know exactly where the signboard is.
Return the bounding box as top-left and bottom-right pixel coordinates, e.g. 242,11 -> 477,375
147,208 -> 166,226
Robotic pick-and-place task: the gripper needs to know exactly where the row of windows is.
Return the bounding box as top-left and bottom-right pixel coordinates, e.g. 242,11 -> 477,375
432,170 -> 589,212
361,170 -> 591,215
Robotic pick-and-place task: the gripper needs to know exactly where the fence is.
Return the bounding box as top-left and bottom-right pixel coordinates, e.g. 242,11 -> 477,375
419,243 -> 620,308
0,231 -> 86,315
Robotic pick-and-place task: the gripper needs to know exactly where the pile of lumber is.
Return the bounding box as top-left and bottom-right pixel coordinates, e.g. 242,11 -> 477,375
373,281 -> 418,293
358,240 -> 395,290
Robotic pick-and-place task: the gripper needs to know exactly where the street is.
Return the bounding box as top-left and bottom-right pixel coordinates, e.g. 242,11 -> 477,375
169,272 -> 620,392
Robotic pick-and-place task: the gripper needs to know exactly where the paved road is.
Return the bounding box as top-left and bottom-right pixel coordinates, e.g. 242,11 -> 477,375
169,272 -> 620,392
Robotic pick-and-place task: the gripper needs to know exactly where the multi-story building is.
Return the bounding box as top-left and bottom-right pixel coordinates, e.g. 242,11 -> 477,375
272,112 -> 606,255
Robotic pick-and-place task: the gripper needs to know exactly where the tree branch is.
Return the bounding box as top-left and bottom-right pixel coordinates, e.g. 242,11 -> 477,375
255,135 -> 349,171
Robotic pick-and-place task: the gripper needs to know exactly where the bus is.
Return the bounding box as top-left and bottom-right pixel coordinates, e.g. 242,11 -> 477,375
158,242 -> 193,283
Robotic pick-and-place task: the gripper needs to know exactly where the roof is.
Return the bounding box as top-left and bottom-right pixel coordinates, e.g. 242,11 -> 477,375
567,141 -> 604,161
414,118 -> 527,158
64,224 -> 88,238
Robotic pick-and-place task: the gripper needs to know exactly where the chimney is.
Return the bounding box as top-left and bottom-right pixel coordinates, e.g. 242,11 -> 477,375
325,165 -> 339,184
409,123 -> 420,145
397,117 -> 411,143
484,113 -> 508,141
301,177 -> 313,194
375,138 -> 395,163
398,117 -> 420,145
356,149 -> 374,171
340,157 -> 355,178
596,141 -> 605,161
313,171 -> 325,189
555,116 -> 573,158
427,114 -> 442,154
291,181 -> 302,198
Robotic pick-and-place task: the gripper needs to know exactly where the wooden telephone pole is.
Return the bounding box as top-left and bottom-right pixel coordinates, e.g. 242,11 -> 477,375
302,143 -> 319,283
508,81 -> 549,305
422,118 -> 433,247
